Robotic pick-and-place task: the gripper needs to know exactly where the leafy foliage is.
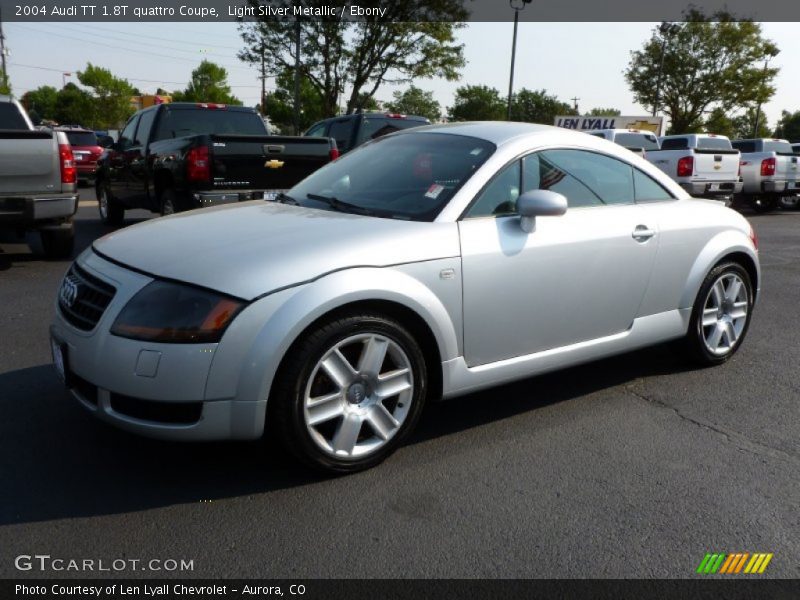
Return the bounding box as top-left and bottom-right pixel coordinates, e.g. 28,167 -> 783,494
386,85 -> 441,121
588,107 -> 621,116
238,1 -> 466,117
448,85 -> 505,121
77,63 -> 136,129
263,68 -> 325,133
181,60 -> 242,105
773,110 -> 800,141
510,89 -> 576,124
625,12 -> 779,134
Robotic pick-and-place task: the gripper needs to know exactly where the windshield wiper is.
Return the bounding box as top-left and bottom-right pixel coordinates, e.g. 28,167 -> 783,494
275,192 -> 298,205
306,193 -> 378,216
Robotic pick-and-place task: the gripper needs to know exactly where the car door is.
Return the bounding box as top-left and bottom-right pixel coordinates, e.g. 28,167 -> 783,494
458,148 -> 659,367
128,107 -> 157,209
106,114 -> 140,206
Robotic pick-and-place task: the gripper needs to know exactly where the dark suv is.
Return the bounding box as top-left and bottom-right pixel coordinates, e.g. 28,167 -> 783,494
304,113 -> 430,155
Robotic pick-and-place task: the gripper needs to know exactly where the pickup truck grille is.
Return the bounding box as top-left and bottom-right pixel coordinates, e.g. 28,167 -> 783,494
58,263 -> 116,331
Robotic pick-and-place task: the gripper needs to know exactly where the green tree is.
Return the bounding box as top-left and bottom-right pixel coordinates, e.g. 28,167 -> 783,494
54,83 -> 93,126
588,107 -> 621,116
77,63 -> 135,129
182,60 -> 241,105
732,108 -> 770,139
704,107 -> 736,138
0,73 -> 10,95
448,85 -> 505,121
386,85 -> 440,121
625,12 -> 779,134
238,2 -> 466,117
263,69 -> 325,133
22,86 -> 59,121
773,110 -> 800,141
510,88 -> 576,124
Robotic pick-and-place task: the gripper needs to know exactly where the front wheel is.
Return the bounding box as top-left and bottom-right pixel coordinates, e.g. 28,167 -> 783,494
270,312 -> 428,473
97,183 -> 124,226
750,196 -> 778,213
684,262 -> 754,366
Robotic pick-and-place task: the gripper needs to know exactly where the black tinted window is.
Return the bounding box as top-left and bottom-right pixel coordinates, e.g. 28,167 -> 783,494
525,149 -> 635,207
328,119 -> 354,151
0,103 -> 29,129
153,108 -> 267,140
134,109 -> 156,146
696,137 -> 733,151
732,141 -> 756,153
356,117 -> 427,146
305,122 -> 327,137
64,131 -> 97,146
118,116 -> 139,149
633,168 -> 674,202
615,133 -> 660,150
661,137 -> 688,150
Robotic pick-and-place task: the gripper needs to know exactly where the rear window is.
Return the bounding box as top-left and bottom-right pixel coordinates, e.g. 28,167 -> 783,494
0,102 -> 29,130
614,133 -> 660,150
355,117 -> 428,146
660,137 -> 688,150
763,140 -> 794,155
64,131 -> 98,146
696,137 -> 733,151
732,141 -> 756,153
153,108 -> 267,140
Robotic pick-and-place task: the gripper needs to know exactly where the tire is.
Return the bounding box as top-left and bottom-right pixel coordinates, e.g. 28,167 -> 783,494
778,195 -> 800,210
39,226 -> 75,260
684,261 -> 754,366
159,187 -> 179,216
750,196 -> 778,213
270,312 -> 428,473
97,182 -> 124,226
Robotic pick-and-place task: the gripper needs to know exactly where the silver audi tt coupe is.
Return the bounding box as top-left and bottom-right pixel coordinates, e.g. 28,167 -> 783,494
50,122 -> 760,472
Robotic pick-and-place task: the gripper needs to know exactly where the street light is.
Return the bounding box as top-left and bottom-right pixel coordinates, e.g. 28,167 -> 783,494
652,22 -> 680,117
507,0 -> 532,121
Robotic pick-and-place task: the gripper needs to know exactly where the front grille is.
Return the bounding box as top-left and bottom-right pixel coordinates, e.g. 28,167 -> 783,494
109,394 -> 203,425
58,263 -> 116,331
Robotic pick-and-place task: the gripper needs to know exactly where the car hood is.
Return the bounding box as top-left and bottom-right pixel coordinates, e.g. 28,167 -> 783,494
92,201 -> 460,300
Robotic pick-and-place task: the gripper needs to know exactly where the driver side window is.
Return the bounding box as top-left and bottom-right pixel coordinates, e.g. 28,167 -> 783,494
118,116 -> 139,150
466,161 -> 521,218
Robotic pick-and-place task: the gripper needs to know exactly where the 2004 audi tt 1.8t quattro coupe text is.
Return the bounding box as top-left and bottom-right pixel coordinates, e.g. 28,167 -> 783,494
50,123 -> 760,473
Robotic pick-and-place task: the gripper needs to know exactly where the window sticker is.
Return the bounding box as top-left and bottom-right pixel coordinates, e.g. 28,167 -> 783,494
425,183 -> 445,199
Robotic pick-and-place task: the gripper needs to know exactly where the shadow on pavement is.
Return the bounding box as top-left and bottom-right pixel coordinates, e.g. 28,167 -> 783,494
0,342 -> 695,526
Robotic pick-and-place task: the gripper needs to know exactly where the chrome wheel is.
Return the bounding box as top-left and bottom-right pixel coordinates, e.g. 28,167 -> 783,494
303,333 -> 414,459
98,187 -> 108,220
700,273 -> 749,356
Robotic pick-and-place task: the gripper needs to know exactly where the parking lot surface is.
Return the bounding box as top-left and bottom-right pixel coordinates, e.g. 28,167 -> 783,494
1,203 -> 798,578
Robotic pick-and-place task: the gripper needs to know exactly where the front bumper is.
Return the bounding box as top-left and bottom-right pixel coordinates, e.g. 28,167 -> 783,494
191,189 -> 284,209
49,250 -> 266,441
0,193 -> 79,227
681,180 -> 743,197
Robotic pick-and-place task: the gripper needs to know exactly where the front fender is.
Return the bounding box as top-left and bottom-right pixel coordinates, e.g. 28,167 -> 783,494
204,262 -> 461,436
679,229 -> 760,310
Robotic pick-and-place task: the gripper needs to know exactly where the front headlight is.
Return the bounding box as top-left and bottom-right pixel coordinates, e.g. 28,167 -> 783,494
110,281 -> 245,343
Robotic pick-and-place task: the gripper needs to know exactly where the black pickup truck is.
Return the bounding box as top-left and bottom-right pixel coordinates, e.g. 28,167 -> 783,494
96,103 -> 338,225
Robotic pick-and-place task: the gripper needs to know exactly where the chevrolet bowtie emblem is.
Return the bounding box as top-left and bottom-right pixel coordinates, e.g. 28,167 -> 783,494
714,164 -> 721,169
265,159 -> 285,169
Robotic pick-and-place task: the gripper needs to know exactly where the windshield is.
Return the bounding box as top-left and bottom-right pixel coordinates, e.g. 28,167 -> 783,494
65,131 -> 98,146
286,132 -> 496,221
696,137 -> 733,151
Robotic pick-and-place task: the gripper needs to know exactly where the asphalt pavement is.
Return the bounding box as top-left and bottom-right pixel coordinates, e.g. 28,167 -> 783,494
0,200 -> 798,579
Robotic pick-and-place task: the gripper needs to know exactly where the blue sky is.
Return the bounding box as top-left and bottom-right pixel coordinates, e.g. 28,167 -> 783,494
5,21 -> 799,127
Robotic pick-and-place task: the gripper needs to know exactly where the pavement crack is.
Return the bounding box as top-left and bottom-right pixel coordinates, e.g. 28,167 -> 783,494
625,384 -> 800,467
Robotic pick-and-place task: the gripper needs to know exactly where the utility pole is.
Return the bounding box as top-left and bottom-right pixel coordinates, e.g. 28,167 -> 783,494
571,97 -> 580,112
0,8 -> 8,91
259,42 -> 266,117
293,19 -> 301,135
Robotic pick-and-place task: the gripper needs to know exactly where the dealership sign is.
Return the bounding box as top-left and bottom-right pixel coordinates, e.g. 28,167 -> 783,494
554,115 -> 665,136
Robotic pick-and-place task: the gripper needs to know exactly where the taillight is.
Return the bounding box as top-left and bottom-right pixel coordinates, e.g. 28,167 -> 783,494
329,147 -> 339,161
59,144 -> 76,184
186,146 -> 210,182
677,156 -> 693,177
196,103 -> 227,110
749,225 -> 758,251
761,157 -> 776,176
738,161 -> 743,177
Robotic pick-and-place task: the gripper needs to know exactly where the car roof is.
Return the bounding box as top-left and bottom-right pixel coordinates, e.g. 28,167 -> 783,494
403,121 -> 592,146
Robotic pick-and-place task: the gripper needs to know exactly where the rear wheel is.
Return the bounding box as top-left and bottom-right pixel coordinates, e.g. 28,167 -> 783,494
270,312 -> 428,473
97,183 -> 124,226
779,195 -> 800,210
750,195 -> 778,213
685,262 -> 753,366
40,226 -> 75,260
159,187 -> 179,216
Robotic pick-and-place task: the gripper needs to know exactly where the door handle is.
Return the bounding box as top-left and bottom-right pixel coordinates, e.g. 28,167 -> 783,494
632,225 -> 656,242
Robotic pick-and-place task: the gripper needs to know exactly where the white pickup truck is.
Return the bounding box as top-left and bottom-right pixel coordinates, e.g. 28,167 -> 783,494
0,96 -> 78,258
731,138 -> 800,212
587,129 -> 660,158
646,133 -> 743,202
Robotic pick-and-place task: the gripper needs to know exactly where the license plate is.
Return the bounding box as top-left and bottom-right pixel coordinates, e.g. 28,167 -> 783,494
51,338 -> 66,384
262,190 -> 286,201
708,184 -> 721,192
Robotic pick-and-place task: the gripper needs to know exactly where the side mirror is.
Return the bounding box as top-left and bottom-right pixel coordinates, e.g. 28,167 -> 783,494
517,190 -> 568,233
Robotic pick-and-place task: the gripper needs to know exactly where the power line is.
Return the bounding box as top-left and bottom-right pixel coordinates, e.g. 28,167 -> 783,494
65,23 -> 243,50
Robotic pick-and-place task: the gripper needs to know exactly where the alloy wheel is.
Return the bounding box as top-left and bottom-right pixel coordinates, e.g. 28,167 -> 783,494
700,273 -> 749,356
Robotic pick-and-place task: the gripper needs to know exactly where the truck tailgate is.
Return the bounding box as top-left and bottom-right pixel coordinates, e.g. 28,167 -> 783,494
210,134 -> 331,190
0,131 -> 60,195
692,149 -> 739,180
775,154 -> 799,180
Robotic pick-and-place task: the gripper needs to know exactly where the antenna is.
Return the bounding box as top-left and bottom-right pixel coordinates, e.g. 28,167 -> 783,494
0,7 -> 8,91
